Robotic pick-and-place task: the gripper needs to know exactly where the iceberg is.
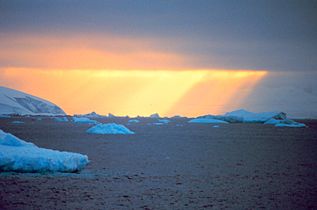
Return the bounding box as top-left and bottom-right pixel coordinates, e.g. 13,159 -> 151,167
75,112 -> 104,118
11,120 -> 24,124
224,109 -> 286,123
72,117 -> 98,124
0,129 -> 89,173
189,109 -> 305,127
87,123 -> 134,134
275,123 -> 306,128
128,119 -> 140,123
0,86 -> 65,116
150,113 -> 160,118
188,118 -> 228,124
264,118 -> 306,128
53,117 -> 69,122
158,119 -> 170,124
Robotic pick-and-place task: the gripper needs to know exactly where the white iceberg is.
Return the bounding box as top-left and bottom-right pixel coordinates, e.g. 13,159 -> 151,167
191,109 -> 306,127
188,118 -> 228,124
150,113 -> 160,118
75,112 -> 104,118
0,129 -> 89,173
275,123 -> 306,128
224,109 -> 286,123
264,118 -> 306,128
53,117 -> 69,122
152,122 -> 165,125
158,119 -> 170,124
72,117 -> 98,124
11,120 -> 24,124
0,86 -> 65,116
128,119 -> 140,123
86,123 -> 134,134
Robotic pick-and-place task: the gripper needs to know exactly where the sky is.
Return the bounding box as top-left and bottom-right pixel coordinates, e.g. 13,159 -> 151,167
0,0 -> 317,117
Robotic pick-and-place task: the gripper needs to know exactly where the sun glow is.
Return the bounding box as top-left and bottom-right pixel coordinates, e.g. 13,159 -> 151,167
0,68 -> 267,117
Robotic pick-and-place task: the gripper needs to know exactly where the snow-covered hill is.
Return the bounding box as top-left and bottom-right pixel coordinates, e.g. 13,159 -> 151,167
0,86 -> 65,115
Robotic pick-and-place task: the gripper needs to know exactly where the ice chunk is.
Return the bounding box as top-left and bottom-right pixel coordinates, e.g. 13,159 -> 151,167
75,112 -> 104,118
150,113 -> 160,118
188,118 -> 228,124
264,118 -> 306,127
128,119 -> 140,123
0,130 -> 89,172
158,119 -> 170,124
87,123 -> 134,134
11,120 -> 24,124
225,109 -> 286,123
72,117 -> 98,124
53,117 -> 69,122
275,123 -> 306,128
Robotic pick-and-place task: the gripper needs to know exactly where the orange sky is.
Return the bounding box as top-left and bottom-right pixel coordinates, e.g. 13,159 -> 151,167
0,68 -> 267,116
0,33 -> 268,116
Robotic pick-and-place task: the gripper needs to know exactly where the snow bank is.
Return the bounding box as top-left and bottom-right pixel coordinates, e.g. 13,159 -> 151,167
72,117 -> 98,124
87,123 -> 134,134
54,117 -> 69,122
188,118 -> 228,124
0,129 -> 89,172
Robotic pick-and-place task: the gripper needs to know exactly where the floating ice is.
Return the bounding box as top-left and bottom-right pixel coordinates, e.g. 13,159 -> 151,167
54,117 -> 69,122
188,118 -> 228,124
0,129 -> 89,172
75,112 -> 104,118
224,109 -> 286,123
128,119 -> 140,123
72,117 -> 98,124
87,123 -> 134,134
150,113 -> 160,118
11,120 -> 24,124
158,119 -> 170,124
264,118 -> 306,127
189,109 -> 306,127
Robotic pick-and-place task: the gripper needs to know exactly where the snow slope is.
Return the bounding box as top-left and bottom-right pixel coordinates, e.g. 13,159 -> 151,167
0,86 -> 65,115
87,123 -> 134,134
0,129 -> 89,172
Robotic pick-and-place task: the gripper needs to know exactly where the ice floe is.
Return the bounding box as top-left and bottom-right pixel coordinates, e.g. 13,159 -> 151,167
158,119 -> 170,124
86,123 -> 134,134
0,129 -> 89,172
150,113 -> 160,118
188,118 -> 228,124
53,117 -> 69,122
72,117 -> 98,124
128,119 -> 140,123
189,109 -> 306,127
224,109 -> 286,123
11,120 -> 24,124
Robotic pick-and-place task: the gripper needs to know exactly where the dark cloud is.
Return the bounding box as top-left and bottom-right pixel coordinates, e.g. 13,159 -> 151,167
1,0 -> 317,71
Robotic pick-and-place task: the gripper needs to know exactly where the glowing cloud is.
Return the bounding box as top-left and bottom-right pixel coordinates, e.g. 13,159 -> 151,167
0,68 -> 267,116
